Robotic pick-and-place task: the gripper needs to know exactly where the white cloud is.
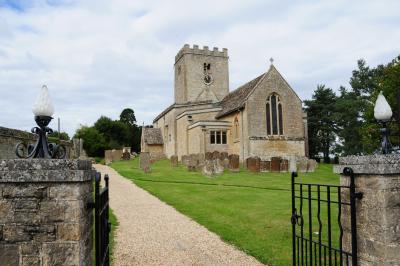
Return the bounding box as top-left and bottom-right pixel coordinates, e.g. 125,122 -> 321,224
0,0 -> 399,136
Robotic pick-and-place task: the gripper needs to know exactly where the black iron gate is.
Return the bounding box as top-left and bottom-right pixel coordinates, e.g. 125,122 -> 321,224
291,167 -> 362,266
94,172 -> 110,266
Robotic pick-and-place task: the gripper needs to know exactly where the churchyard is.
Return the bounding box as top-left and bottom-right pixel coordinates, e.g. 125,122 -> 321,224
111,158 -> 340,266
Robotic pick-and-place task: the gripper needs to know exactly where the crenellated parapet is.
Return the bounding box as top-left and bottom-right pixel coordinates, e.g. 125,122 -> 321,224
175,44 -> 228,63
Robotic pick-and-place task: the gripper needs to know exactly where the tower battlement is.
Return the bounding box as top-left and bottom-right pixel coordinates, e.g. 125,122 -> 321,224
175,44 -> 228,63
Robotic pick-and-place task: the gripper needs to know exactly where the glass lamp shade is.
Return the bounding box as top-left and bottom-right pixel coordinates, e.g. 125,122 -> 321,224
374,91 -> 392,122
32,85 -> 54,117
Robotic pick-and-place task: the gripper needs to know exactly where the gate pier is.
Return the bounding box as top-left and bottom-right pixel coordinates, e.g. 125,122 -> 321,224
334,154 -> 400,266
0,159 -> 95,266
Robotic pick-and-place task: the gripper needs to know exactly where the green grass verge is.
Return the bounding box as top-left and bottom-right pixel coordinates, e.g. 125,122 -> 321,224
109,208 -> 119,265
111,158 -> 340,266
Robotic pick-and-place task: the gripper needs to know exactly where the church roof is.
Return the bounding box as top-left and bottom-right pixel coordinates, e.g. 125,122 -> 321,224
215,73 -> 264,119
142,128 -> 163,145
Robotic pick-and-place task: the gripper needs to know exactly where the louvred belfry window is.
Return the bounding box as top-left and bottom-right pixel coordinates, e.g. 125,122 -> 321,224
266,93 -> 283,135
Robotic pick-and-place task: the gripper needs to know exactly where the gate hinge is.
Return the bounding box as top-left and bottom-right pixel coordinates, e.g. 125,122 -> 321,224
87,199 -> 95,209
355,192 -> 363,200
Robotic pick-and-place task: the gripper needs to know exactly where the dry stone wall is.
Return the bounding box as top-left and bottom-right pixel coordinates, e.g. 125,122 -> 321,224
0,126 -> 81,160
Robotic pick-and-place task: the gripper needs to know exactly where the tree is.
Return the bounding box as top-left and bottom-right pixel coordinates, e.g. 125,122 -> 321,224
334,87 -> 364,155
119,108 -> 137,127
304,85 -> 338,162
74,126 -> 107,157
50,131 -> 70,141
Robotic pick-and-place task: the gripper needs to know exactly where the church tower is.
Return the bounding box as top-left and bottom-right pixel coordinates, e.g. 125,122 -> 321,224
174,44 -> 229,104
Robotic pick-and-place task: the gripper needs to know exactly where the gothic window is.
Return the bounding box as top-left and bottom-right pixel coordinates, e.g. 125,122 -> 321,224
210,131 -> 227,144
234,117 -> 239,139
266,94 -> 283,135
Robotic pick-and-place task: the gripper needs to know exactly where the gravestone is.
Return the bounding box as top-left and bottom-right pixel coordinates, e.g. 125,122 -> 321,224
270,157 -> 281,172
122,151 -> 130,160
307,159 -> 317,172
297,157 -> 308,173
289,156 -> 297,173
139,152 -> 151,173
181,155 -> 189,166
247,157 -> 260,172
280,159 -> 289,172
260,161 -> 271,172
170,155 -> 178,167
228,154 -> 240,172
187,154 -> 199,172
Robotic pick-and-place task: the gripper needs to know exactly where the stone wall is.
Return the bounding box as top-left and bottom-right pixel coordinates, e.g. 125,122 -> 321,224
334,154 -> 400,265
0,159 -> 94,266
0,126 -> 83,160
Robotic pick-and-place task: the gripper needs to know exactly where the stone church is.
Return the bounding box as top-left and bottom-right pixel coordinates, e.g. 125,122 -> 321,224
142,44 -> 308,163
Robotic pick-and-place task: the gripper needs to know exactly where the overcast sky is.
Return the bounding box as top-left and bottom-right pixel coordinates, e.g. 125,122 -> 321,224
0,0 -> 399,137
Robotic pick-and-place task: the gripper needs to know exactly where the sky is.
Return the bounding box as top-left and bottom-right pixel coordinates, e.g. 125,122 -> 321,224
0,0 -> 399,137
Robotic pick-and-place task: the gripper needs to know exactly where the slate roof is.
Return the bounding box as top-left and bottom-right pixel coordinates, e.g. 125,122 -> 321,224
215,73 -> 264,119
142,128 -> 163,145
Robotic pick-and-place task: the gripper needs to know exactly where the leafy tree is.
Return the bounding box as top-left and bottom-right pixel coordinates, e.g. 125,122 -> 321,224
334,87 -> 364,155
74,126 -> 107,157
304,85 -> 338,162
50,131 -> 70,141
120,108 -> 137,127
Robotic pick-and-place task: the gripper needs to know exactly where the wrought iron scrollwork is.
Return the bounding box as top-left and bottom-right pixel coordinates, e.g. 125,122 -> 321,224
15,115 -> 66,159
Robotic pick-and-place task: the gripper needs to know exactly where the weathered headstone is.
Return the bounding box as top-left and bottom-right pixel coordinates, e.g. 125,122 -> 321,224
170,155 -> 178,167
187,154 -> 199,172
307,159 -> 317,172
122,151 -> 131,160
212,151 -> 220,160
289,156 -> 297,173
247,157 -> 260,172
260,161 -> 271,172
297,157 -> 308,173
270,157 -> 281,172
181,155 -> 189,166
139,152 -> 151,173
280,159 -> 289,172
228,154 -> 240,172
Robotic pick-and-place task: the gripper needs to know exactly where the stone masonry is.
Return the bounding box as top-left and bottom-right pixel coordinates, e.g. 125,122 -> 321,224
0,159 -> 94,266
334,154 -> 400,266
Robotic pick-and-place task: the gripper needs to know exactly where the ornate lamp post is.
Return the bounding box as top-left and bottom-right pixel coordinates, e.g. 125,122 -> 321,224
374,91 -> 393,154
15,85 -> 66,159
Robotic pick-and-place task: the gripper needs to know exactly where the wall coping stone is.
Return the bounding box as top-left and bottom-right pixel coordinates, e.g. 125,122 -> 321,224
333,154 -> 400,174
0,159 -> 93,182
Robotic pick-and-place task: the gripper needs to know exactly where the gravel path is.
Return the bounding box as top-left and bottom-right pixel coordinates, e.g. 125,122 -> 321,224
94,164 -> 264,266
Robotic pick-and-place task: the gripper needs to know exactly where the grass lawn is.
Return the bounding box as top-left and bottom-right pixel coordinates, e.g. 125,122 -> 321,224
111,159 -> 340,266
109,208 -> 119,265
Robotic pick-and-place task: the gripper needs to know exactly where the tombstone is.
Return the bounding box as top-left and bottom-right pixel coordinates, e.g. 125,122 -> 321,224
212,151 -> 220,160
104,150 -> 113,164
181,155 -> 189,166
280,159 -> 289,172
247,157 -> 260,172
187,154 -> 199,172
260,161 -> 271,172
296,157 -> 308,173
307,159 -> 317,172
170,155 -> 178,167
289,156 -> 297,173
139,152 -> 151,173
122,151 -> 131,160
228,154 -> 240,172
270,157 -> 281,172
220,152 -> 228,160
205,152 -> 213,160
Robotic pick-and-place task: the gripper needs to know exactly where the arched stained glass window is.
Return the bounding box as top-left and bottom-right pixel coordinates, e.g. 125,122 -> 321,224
266,94 -> 283,135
